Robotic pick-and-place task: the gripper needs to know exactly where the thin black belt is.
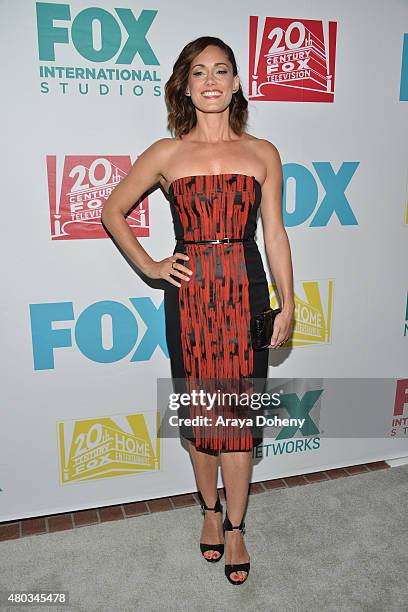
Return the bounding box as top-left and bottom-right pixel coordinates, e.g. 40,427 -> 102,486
177,237 -> 254,245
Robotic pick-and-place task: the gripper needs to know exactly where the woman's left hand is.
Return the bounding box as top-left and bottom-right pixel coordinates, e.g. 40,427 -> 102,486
269,309 -> 294,349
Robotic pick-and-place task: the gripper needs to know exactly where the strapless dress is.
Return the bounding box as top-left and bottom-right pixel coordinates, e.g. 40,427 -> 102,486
164,173 -> 270,452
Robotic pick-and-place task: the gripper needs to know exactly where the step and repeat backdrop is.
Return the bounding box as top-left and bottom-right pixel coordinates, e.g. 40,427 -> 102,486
1,0 -> 407,521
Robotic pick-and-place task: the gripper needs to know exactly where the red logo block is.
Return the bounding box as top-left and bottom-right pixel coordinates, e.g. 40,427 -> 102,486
249,16 -> 337,102
47,155 -> 150,240
394,379 -> 408,417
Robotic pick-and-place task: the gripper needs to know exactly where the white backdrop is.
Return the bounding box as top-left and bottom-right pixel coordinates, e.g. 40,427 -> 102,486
1,0 -> 407,521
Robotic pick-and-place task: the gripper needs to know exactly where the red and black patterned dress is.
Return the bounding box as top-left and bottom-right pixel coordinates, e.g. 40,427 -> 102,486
164,173 -> 270,452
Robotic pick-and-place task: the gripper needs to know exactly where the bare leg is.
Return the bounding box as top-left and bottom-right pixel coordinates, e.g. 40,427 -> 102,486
188,441 -> 224,560
220,450 -> 252,582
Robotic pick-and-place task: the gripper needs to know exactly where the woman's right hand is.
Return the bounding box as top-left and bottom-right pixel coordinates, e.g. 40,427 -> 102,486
146,252 -> 192,287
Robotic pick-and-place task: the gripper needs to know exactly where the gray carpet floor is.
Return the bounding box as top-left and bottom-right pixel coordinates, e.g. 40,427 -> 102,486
1,465 -> 407,612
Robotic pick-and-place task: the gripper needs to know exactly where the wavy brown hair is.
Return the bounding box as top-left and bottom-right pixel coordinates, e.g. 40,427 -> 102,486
165,36 -> 248,138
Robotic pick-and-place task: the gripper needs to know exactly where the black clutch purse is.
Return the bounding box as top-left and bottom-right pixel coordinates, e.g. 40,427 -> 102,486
250,306 -> 282,350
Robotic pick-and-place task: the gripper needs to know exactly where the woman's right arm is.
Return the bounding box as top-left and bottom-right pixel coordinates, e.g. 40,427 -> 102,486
100,138 -> 190,285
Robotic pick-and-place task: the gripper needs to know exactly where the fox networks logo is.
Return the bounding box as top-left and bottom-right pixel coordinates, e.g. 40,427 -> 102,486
47,155 -> 149,239
282,162 -> 358,227
390,379 -> 408,437
405,171 -> 408,225
249,16 -> 337,102
254,380 -> 322,458
30,297 -> 167,370
404,292 -> 408,336
36,3 -> 161,97
270,279 -> 333,347
400,33 -> 408,101
58,412 -> 160,483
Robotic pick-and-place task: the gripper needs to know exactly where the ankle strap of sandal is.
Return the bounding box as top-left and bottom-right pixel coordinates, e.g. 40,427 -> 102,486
197,490 -> 223,514
223,512 -> 246,534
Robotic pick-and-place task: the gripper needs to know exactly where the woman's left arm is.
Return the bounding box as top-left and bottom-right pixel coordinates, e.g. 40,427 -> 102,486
259,140 -> 295,348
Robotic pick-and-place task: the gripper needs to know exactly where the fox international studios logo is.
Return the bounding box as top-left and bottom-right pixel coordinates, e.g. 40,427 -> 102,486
390,379 -> 408,437
47,155 -> 149,240
249,16 -> 337,102
58,412 -> 160,483
36,3 -> 161,97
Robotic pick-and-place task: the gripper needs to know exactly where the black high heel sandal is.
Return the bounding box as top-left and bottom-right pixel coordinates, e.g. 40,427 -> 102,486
196,490 -> 224,562
223,512 -> 250,585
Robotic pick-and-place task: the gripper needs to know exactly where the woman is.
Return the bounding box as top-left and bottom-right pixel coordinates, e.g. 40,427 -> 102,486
101,36 -> 294,586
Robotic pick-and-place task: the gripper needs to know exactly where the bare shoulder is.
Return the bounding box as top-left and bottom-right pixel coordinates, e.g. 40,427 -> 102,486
251,136 -> 281,164
103,137 -> 180,215
242,134 -> 282,186
254,138 -> 282,188
139,137 -> 178,164
140,137 -> 184,182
